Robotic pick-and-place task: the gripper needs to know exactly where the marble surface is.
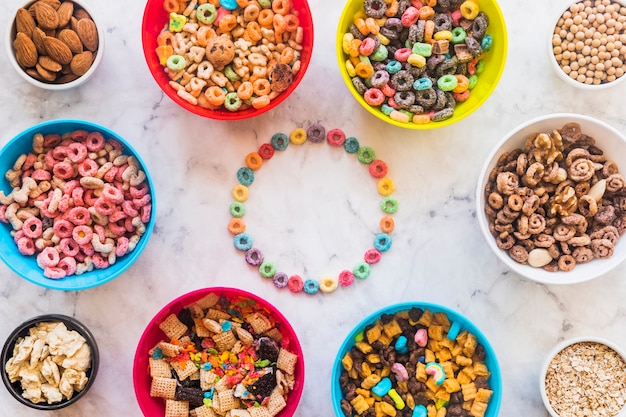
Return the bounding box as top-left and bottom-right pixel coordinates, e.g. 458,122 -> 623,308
2,0 -> 626,415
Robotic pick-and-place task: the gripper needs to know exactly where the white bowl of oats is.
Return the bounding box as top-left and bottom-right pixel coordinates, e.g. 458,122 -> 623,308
540,336 -> 626,417
476,113 -> 626,284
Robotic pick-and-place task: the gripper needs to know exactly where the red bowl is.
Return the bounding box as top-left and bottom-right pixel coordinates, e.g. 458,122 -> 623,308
141,0 -> 314,120
133,287 -> 305,416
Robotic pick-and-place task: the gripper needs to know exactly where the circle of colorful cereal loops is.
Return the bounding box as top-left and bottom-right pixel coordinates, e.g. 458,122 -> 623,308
226,124 -> 397,295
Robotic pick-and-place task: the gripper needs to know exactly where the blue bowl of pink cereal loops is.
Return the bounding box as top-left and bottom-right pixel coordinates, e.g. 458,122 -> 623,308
331,302 -> 502,417
0,119 -> 156,291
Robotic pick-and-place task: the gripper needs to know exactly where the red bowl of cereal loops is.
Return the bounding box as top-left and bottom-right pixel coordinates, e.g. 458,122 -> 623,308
0,119 -> 155,291
133,287 -> 305,417
141,0 -> 314,120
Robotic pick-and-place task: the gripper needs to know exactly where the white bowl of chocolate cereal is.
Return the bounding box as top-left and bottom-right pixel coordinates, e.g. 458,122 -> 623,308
476,113 -> 626,284
549,0 -> 626,89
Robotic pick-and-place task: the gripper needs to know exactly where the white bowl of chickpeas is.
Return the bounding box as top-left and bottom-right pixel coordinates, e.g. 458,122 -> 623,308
549,0 -> 626,89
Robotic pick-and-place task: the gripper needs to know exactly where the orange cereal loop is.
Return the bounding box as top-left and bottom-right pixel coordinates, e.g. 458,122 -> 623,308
245,152 -> 263,170
425,0 -> 437,6
258,9 -> 274,27
237,81 -> 254,100
419,6 -> 435,20
272,0 -> 292,15
279,47 -> 295,64
349,39 -> 362,57
289,128 -> 307,144
283,14 -> 299,32
354,17 -> 369,36
453,74 -> 469,93
424,20 -> 435,43
243,4 -> 260,22
228,218 -> 246,235
155,45 -> 174,65
163,0 -> 179,12
365,18 -> 379,35
219,14 -> 238,32
380,216 -> 395,233
205,86 -> 226,106
251,95 -> 270,109
355,61 -> 374,78
245,21 -> 263,43
157,31 -> 174,47
385,0 -> 399,17
253,78 -> 271,96
232,184 -> 249,202
413,114 -> 431,124
236,0 -> 254,6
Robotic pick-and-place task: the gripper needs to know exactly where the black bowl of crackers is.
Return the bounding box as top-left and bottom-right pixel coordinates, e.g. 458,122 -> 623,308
133,287 -> 305,417
1,313 -> 99,410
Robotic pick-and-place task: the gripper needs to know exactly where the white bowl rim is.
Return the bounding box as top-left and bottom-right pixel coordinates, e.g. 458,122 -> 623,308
547,0 -> 626,90
475,112 -> 626,284
5,0 -> 105,91
539,336 -> 626,417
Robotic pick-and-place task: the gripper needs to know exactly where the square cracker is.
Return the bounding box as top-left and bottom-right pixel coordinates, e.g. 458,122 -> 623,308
276,348 -> 298,375
171,359 -> 199,381
159,314 -> 189,340
246,312 -> 273,335
165,400 -> 189,417
150,377 -> 177,400
149,357 -> 172,378
247,406 -> 272,417
267,387 -> 287,416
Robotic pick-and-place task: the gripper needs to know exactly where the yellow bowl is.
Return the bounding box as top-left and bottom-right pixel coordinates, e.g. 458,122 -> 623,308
336,0 -> 508,129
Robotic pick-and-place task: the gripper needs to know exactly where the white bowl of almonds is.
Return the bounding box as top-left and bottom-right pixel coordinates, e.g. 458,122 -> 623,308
549,0 -> 626,89
6,0 -> 104,90
477,113 -> 626,284
540,337 -> 626,417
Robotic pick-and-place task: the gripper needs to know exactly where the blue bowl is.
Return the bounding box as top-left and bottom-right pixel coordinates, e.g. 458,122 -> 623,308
331,302 -> 502,417
0,119 -> 156,291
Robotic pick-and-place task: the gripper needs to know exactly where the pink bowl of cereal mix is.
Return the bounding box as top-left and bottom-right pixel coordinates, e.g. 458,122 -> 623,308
477,113 -> 626,284
0,119 -> 155,291
141,0 -> 314,120
549,0 -> 626,89
133,287 -> 305,417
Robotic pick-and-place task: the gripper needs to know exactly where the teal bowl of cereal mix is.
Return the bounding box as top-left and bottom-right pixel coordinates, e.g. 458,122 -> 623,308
336,0 -> 508,129
331,302 -> 502,417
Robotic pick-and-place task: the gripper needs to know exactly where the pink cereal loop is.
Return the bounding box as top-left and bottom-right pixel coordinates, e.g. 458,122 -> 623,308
78,159 -> 98,177
94,197 -> 116,216
53,161 -> 75,179
23,153 -> 37,170
102,185 -> 124,203
13,230 -> 25,244
394,47 -> 412,62
17,237 -> 36,256
22,217 -> 43,238
130,182 -> 150,199
63,179 -> 79,194
67,206 -> 90,225
124,217 -> 135,233
38,246 -> 60,267
94,224 -> 106,243
81,242 -> 95,256
133,194 -> 151,209
67,142 -> 88,163
85,132 -> 105,151
31,169 -> 51,181
116,236 -> 129,257
339,270 -> 355,286
72,187 -> 85,206
109,210 -> 127,223
53,219 -> 73,238
52,145 -> 69,160
57,257 -> 77,276
60,238 -> 80,256
58,194 -> 71,213
71,129 -> 89,141
141,204 -> 152,224
45,150 -> 56,169
43,266 -> 66,279
72,225 -> 93,245
83,189 -> 98,206
108,221 -> 127,236
92,253 -> 109,269
103,166 -> 119,182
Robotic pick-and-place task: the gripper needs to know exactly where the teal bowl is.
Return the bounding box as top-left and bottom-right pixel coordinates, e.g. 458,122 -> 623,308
331,302 -> 502,416
0,119 -> 155,291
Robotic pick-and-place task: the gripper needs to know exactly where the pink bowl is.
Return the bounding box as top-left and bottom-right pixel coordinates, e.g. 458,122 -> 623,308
141,0 -> 314,120
133,287 -> 305,416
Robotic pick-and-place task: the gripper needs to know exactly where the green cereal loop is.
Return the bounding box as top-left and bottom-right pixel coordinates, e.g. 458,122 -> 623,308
412,42 -> 432,57
224,65 -> 241,82
476,60 -> 486,75
400,110 -> 413,119
468,74 -> 478,89
437,74 -> 458,92
344,137 -> 360,153
271,133 -> 289,151
353,262 -> 371,279
381,197 -> 398,214
451,27 -> 467,44
359,55 -> 372,65
258,0 -> 271,8
230,202 -> 246,218
259,261 -> 277,278
224,92 -> 242,111
357,146 -> 375,164
370,45 -> 389,61
166,54 -> 186,71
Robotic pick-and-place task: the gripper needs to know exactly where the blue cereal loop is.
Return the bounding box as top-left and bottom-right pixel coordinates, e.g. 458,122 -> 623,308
385,60 -> 402,74
271,133 -> 289,150
374,233 -> 392,252
381,104 -> 394,116
413,77 -> 433,91
447,321 -> 462,340
219,0 -> 238,10
237,167 -> 254,186
344,136 -> 360,154
481,34 -> 493,52
303,279 -> 320,294
234,233 -> 253,251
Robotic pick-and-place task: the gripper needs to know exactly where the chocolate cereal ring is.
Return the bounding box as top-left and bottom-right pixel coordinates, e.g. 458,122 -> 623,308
364,0 -> 387,18
307,123 -> 326,143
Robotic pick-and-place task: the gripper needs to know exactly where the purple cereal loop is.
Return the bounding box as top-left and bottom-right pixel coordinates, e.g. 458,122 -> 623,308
245,247 -> 264,266
273,272 -> 289,288
307,123 -> 326,143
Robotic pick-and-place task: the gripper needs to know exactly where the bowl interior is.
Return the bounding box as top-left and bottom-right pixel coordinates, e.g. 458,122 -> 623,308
331,301 -> 502,417
335,0 -> 508,129
133,287 -> 305,417
5,0 -> 105,90
476,113 -> 626,284
1,314 -> 99,410
141,0 -> 314,120
0,119 -> 155,291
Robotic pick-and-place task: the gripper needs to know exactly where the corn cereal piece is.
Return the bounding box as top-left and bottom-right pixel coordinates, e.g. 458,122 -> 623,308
277,348 -> 298,375
165,400 -> 189,417
366,353 -> 381,364
171,360 -> 198,380
425,377 -> 440,394
425,349 -> 436,363
235,326 -> 255,345
150,377 -> 177,399
366,322 -> 383,343
349,368 -> 359,379
456,330 -> 468,345
461,383 -> 477,401
417,309 -> 433,326
214,375 -> 230,392
463,333 -> 478,357
264,328 -> 284,344
377,333 -> 392,346
434,389 -> 450,402
365,396 -> 376,407
475,388 -> 493,403
428,340 -> 442,353
361,361 -> 372,377
267,387 -> 287,416
436,348 -> 452,363
441,361 -> 454,379
463,400 -> 473,411
361,374 -> 381,389
356,342 -> 373,354
159,314 -> 189,340
455,355 -> 473,367
427,404 -> 437,417
433,312 -> 451,328
341,352 -> 354,371
436,407 -> 446,417
382,320 -> 402,338
374,402 -> 386,417
428,325 -> 444,341
470,401 -> 488,417
355,387 -> 371,398
149,358 -> 173,378
416,362 -> 427,382
351,394 -> 370,415
247,406 -> 273,417
473,362 -> 490,378
380,401 -> 397,416
456,367 -> 474,385
187,303 -> 205,319
442,378 -> 461,393
246,312 -> 273,334
405,392 -> 415,409
440,337 -> 455,349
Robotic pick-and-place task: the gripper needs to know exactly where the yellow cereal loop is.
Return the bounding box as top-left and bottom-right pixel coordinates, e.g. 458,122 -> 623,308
377,178 -> 395,196
376,32 -> 390,46
342,33 -> 354,55
407,54 -> 426,67
319,276 -> 339,293
289,128 -> 307,144
232,184 -> 249,202
345,60 -> 357,78
433,30 -> 453,41
460,0 -> 479,19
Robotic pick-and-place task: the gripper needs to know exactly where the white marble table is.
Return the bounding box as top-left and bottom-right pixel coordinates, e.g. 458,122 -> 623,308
1,0 -> 626,415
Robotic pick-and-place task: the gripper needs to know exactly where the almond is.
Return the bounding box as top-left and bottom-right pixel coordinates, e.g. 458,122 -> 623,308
35,63 -> 57,81
56,1 -> 74,27
76,18 -> 98,52
31,27 -> 47,55
69,51 -> 92,76
15,8 -> 36,37
26,67 -> 45,81
58,29 -> 82,54
39,0 -> 61,10
13,32 -> 38,68
35,2 -> 59,30
43,36 -> 72,65
38,55 -> 62,72
73,7 -> 91,20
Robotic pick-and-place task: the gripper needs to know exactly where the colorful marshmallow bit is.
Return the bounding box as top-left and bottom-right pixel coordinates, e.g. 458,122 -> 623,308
425,362 -> 446,385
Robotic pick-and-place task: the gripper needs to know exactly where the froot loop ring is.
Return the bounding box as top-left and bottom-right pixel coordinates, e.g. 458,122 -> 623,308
227,123 -> 398,295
